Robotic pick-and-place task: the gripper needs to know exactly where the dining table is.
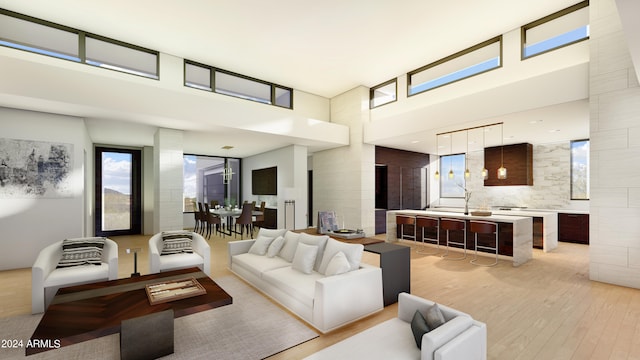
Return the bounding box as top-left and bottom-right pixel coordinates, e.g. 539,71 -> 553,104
210,207 -> 263,237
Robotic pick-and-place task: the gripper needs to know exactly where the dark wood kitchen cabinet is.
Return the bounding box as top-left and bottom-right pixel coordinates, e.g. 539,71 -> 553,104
263,208 -> 277,229
484,143 -> 533,186
558,213 -> 589,244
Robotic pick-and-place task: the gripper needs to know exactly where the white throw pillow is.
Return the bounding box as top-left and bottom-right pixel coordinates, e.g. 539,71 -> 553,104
278,231 -> 301,262
248,236 -> 274,256
291,243 -> 318,274
266,236 -> 285,258
257,228 -> 287,239
297,233 -> 329,272
324,251 -> 351,276
318,238 -> 364,274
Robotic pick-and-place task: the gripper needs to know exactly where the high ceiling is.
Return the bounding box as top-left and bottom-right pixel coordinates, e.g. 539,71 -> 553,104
0,0 -> 595,156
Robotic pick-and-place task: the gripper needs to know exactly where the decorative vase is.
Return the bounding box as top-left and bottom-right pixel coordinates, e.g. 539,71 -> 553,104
464,202 -> 469,215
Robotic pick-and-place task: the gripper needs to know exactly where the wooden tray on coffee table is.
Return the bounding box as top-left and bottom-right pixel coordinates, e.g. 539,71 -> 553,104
145,277 -> 206,305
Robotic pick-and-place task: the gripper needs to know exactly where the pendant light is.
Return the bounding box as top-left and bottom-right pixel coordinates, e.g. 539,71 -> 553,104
482,127 -> 489,180
222,145 -> 235,184
434,134 -> 440,179
464,130 -> 471,179
497,124 -> 507,180
448,135 -> 454,179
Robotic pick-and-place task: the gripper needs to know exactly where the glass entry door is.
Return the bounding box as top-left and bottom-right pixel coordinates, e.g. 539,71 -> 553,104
95,147 -> 141,236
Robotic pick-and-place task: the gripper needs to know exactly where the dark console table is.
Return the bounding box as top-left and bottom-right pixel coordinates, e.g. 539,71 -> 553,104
364,242 -> 410,306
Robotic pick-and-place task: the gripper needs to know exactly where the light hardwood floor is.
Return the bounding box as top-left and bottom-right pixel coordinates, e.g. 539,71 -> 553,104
2,232 -> 640,360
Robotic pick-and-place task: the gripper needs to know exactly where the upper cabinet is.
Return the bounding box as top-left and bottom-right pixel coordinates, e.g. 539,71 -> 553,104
484,143 -> 533,186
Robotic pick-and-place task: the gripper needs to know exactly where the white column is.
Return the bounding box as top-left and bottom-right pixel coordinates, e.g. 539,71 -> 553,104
153,128 -> 184,233
313,86 -> 375,235
589,0 -> 640,288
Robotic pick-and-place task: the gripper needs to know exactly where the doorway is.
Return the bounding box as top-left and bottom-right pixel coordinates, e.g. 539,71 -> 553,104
95,147 -> 142,236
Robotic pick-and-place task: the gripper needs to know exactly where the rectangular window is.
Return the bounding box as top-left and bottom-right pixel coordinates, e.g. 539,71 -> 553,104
185,62 -> 212,91
274,86 -> 292,108
522,1 -> 589,59
0,10 -> 79,61
85,35 -> 158,79
184,60 -> 293,109
408,36 -> 502,96
440,154 -> 466,198
570,139 -> 589,200
370,79 -> 397,108
183,155 -> 241,212
215,70 -> 271,104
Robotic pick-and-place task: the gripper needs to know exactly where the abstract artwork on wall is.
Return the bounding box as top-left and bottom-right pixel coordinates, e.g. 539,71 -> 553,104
0,138 -> 74,198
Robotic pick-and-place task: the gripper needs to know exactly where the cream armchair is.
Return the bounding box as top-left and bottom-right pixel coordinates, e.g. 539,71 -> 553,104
32,238 -> 118,314
149,231 -> 211,277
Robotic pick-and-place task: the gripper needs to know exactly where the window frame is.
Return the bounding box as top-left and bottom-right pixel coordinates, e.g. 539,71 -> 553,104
0,8 -> 160,80
370,78 -> 397,109
407,36 -> 503,97
439,153 -> 466,199
570,139 -> 590,201
184,60 -> 294,109
521,0 -> 590,60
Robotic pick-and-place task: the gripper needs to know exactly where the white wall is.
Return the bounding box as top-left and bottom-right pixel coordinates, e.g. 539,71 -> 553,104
0,107 -> 87,270
589,0 -> 640,289
242,145 -> 308,229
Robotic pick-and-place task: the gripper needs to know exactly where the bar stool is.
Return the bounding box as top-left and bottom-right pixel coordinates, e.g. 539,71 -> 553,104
415,216 -> 440,255
440,218 -> 467,260
396,215 -> 416,244
470,220 -> 499,267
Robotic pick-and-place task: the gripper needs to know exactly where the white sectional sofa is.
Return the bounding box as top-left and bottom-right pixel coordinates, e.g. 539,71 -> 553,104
228,229 -> 384,334
32,237 -> 118,314
304,292 -> 487,360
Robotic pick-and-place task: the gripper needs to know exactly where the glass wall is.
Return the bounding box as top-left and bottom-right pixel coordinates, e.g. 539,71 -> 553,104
183,155 -> 241,212
570,139 -> 589,200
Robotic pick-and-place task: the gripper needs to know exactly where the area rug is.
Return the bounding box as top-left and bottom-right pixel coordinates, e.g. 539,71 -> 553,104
0,275 -> 318,359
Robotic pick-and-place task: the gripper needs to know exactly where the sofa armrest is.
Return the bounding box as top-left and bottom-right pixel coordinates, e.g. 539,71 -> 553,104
148,233 -> 162,274
191,233 -> 211,277
103,238 -> 118,280
313,263 -> 383,333
31,241 -> 63,314
421,316 -> 474,360
227,239 -> 255,267
432,320 -> 487,360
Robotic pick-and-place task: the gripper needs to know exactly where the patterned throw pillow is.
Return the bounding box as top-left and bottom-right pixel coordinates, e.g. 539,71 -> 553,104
160,231 -> 193,255
57,237 -> 106,268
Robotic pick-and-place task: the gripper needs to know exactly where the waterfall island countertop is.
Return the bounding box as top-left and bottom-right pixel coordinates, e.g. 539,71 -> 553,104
386,210 -> 533,267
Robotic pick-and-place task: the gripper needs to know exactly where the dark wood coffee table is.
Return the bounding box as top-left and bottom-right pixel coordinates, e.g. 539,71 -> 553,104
26,267 -> 232,355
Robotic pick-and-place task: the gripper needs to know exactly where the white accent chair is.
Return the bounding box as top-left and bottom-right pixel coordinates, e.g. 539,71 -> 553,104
31,238 -> 118,314
148,231 -> 211,277
304,292 -> 487,360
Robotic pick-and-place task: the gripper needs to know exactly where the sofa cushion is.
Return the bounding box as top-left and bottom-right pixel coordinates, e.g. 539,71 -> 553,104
233,253 -> 291,278
318,238 -> 363,274
411,310 -> 430,349
262,266 -> 323,308
278,231 -> 301,262
425,303 -> 446,330
292,243 -> 318,274
160,231 -> 193,255
257,228 -> 287,239
248,235 -> 275,256
298,233 -> 329,272
45,263 -> 110,288
324,251 -> 351,276
158,252 -> 203,271
57,237 -> 106,268
266,236 -> 285,258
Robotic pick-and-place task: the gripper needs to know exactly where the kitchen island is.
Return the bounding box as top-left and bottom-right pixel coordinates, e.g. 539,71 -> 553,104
386,210 -> 533,267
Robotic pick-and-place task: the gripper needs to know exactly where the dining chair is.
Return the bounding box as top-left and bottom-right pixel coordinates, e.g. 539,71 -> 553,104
203,203 -> 222,238
192,201 -> 201,233
234,202 -> 254,239
252,201 -> 266,235
196,202 -> 207,234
